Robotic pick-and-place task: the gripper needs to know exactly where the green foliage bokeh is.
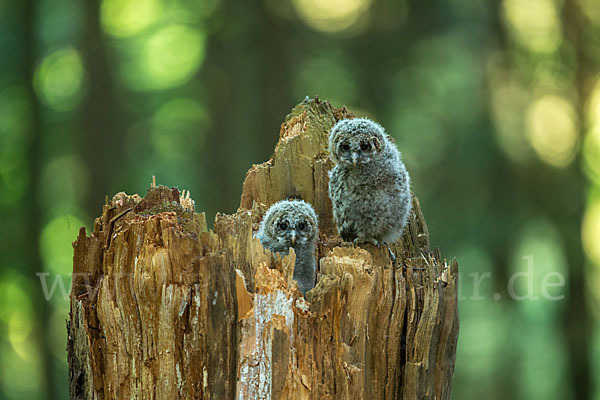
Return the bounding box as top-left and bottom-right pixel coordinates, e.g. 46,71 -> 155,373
0,0 -> 599,398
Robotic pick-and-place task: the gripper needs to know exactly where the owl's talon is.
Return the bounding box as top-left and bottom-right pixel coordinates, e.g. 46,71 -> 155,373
386,245 -> 397,267
353,238 -> 380,247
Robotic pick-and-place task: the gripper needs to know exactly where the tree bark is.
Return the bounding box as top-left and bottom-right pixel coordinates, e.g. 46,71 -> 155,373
68,98 -> 459,399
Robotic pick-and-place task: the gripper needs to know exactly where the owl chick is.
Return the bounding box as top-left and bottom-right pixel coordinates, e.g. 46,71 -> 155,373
256,200 -> 319,295
328,118 -> 412,246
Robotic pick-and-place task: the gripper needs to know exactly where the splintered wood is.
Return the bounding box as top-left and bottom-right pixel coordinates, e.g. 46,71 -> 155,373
68,98 -> 459,400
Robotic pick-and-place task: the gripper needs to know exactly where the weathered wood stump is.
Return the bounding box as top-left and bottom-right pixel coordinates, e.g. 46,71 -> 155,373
68,98 -> 459,399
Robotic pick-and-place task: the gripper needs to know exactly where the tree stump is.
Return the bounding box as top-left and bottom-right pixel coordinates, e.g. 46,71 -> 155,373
68,98 -> 459,399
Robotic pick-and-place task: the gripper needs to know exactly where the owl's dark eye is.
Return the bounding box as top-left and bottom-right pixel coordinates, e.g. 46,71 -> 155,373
340,143 -> 350,152
278,222 -> 288,230
361,142 -> 371,151
297,222 -> 306,231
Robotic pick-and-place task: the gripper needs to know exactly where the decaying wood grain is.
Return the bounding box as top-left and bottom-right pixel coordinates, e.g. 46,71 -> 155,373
68,98 -> 459,400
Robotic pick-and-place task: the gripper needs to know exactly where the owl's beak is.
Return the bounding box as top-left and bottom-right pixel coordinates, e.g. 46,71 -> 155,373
290,231 -> 297,245
351,152 -> 359,166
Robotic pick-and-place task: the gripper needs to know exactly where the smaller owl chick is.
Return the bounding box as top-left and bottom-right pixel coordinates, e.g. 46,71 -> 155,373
328,118 -> 412,246
256,200 -> 319,295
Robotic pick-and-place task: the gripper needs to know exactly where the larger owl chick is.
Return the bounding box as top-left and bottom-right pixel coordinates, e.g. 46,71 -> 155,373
328,118 -> 412,245
256,200 -> 319,295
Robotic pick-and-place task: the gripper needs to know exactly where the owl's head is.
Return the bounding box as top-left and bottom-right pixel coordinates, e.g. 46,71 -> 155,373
260,200 -> 318,251
329,118 -> 387,167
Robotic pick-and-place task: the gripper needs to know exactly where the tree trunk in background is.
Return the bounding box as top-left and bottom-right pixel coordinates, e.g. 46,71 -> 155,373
201,0 -> 297,218
22,0 -> 57,397
80,0 -> 122,213
560,1 -> 592,398
68,99 -> 459,399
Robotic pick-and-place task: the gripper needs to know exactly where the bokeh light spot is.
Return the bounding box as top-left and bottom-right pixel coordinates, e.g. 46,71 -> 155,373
487,58 -> 534,164
124,25 -> 205,91
188,0 -> 222,19
0,340 -> 44,399
0,273 -> 32,324
292,0 -> 372,33
519,324 -> 570,398
293,57 -> 357,106
577,0 -> 600,25
101,0 -> 162,38
40,214 -> 86,275
0,86 -> 31,146
587,77 -> 600,127
511,219 -> 568,317
583,200 -> 600,267
48,308 -> 68,362
39,155 -> 89,214
583,127 -> 600,185
0,273 -> 41,389
502,0 -> 562,53
392,34 -> 483,133
9,312 -> 32,346
34,47 -> 85,112
455,296 -> 504,395
453,246 -> 504,399
525,95 -> 578,167
508,220 -> 570,398
584,78 -> 600,183
0,86 -> 31,205
151,98 -> 208,161
391,108 -> 446,170
0,150 -> 29,205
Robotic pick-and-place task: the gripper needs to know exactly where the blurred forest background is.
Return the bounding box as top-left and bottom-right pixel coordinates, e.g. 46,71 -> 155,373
0,0 -> 599,398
